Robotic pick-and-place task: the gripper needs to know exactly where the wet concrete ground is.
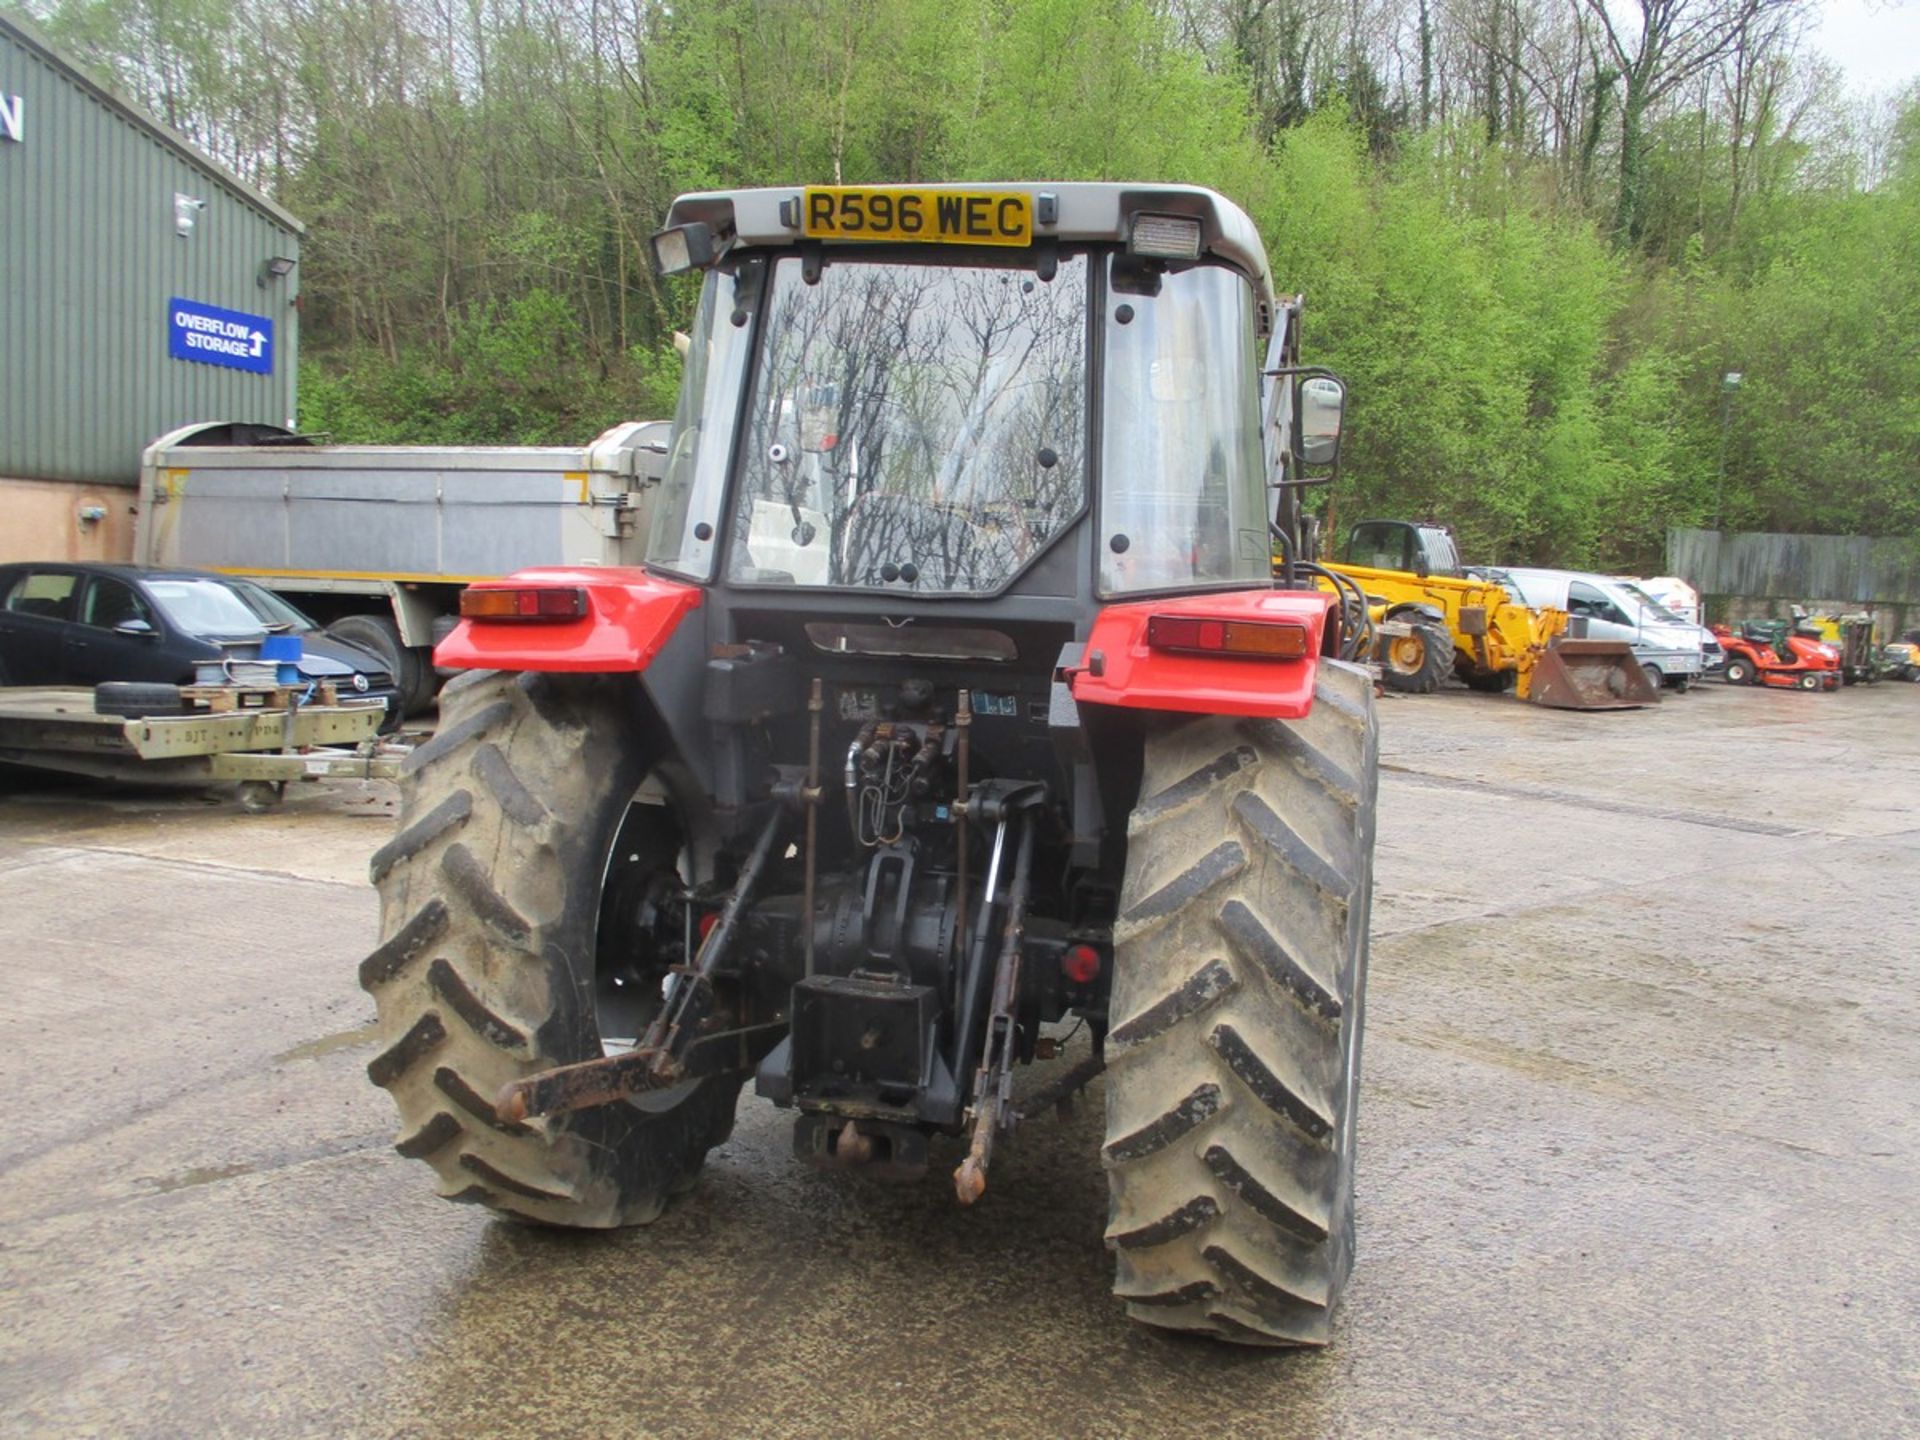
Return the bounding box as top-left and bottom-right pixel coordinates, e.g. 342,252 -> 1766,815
1,681 -> 1916,1438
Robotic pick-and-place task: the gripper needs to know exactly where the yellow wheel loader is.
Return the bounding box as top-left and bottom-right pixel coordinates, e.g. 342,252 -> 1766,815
1306,520 -> 1655,709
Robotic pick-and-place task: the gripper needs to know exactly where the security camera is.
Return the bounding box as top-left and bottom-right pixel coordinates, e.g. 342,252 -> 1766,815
174,192 -> 208,237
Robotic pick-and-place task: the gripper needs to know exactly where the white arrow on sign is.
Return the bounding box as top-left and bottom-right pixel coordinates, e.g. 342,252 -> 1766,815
249,330 -> 266,357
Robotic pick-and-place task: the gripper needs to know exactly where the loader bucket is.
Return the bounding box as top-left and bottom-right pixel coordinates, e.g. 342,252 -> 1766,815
1525,640 -> 1660,710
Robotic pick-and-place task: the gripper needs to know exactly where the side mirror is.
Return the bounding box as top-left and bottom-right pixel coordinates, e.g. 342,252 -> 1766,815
114,618 -> 156,638
1295,376 -> 1346,467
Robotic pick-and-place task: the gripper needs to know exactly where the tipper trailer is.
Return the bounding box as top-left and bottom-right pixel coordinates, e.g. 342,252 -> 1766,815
135,420 -> 668,713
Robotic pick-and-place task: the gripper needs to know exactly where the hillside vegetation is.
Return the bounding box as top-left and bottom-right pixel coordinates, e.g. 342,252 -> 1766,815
37,0 -> 1920,568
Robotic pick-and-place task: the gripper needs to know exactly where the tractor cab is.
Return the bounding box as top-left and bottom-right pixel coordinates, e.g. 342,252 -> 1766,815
1342,519 -> 1461,578
645,184 -> 1342,608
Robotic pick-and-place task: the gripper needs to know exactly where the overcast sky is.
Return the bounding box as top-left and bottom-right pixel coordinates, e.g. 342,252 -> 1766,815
1809,0 -> 1920,95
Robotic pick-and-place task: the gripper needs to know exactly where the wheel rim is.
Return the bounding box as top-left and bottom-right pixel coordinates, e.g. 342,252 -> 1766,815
1388,635 -> 1425,673
594,773 -> 705,1109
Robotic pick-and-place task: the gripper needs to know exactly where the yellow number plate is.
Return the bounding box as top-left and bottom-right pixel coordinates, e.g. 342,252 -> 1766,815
801,188 -> 1033,247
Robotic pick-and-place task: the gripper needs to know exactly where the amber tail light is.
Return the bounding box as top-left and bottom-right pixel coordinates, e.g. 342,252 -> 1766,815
1145,615 -> 1309,659
459,587 -> 589,622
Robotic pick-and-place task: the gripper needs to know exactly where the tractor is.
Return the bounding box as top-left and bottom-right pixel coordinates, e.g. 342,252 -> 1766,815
360,184 -> 1378,1347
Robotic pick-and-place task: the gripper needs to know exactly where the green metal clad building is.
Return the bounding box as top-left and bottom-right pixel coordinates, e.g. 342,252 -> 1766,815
0,10 -> 302,562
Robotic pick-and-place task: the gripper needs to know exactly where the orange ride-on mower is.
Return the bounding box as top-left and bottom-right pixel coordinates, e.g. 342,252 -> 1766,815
1712,620 -> 1841,691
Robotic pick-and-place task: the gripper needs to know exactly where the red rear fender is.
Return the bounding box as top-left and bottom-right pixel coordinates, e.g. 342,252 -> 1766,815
1070,590 -> 1334,720
434,568 -> 701,672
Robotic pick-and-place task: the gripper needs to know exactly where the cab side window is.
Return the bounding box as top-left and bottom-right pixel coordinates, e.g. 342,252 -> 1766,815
81,577 -> 155,631
3,570 -> 79,621
1346,524 -> 1409,570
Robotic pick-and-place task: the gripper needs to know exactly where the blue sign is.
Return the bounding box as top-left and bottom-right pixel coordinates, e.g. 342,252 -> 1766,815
168,297 -> 274,375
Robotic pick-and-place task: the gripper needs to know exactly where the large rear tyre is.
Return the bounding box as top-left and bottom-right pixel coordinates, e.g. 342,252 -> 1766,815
361,669 -> 742,1226
1378,621 -> 1451,694
1103,660 -> 1377,1346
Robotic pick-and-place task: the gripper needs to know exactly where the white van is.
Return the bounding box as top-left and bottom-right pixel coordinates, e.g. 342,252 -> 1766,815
1480,568 -> 1717,690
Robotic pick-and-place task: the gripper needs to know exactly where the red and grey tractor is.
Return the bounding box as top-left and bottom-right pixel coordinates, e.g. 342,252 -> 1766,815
361,183 -> 1380,1346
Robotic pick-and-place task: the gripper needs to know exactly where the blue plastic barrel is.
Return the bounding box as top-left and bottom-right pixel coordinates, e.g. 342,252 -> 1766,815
260,634 -> 304,685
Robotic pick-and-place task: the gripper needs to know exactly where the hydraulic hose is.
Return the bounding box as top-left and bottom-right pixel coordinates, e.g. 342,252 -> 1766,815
1289,558 -> 1376,664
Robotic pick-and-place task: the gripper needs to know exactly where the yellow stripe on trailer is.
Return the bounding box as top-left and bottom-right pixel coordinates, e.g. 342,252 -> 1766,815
207,566 -> 499,584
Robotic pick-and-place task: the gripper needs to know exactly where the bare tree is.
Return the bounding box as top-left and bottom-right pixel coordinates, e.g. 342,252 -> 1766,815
1578,0 -> 1808,242
1721,0 -> 1803,232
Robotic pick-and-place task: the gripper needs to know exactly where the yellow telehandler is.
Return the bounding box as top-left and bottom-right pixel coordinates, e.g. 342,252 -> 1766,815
1308,520 -> 1655,708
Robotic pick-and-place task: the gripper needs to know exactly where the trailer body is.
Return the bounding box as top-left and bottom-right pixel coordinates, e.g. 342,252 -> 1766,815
135,421 -> 667,709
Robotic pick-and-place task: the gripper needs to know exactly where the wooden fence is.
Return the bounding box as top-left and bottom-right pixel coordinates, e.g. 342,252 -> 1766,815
1667,528 -> 1920,632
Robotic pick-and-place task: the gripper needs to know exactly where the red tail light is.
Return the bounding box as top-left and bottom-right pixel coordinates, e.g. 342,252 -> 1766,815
460,586 -> 589,622
1062,944 -> 1103,985
1146,614 -> 1309,659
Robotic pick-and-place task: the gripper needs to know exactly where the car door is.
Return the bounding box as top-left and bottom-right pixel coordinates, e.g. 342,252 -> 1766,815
0,568 -> 83,684
62,575 -> 181,686
1567,580 -> 1635,643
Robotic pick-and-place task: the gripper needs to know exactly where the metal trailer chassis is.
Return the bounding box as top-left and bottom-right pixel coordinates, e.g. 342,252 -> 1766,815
0,687 -> 400,809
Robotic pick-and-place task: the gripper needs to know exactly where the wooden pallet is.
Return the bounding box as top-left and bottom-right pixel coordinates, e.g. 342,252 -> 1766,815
179,680 -> 347,713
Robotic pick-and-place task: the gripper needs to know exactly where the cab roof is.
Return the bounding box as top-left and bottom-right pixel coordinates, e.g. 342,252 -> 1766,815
664,183 -> 1275,305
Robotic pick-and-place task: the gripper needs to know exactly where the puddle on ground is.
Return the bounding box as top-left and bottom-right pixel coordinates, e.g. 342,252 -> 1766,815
274,1022 -> 378,1064
136,1162 -> 255,1194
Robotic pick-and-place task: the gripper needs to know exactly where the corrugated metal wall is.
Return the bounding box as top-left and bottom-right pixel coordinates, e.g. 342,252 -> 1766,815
1669,528 -> 1920,620
0,19 -> 300,488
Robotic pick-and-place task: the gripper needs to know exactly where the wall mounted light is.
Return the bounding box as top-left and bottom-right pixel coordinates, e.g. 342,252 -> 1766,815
257,255 -> 297,287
